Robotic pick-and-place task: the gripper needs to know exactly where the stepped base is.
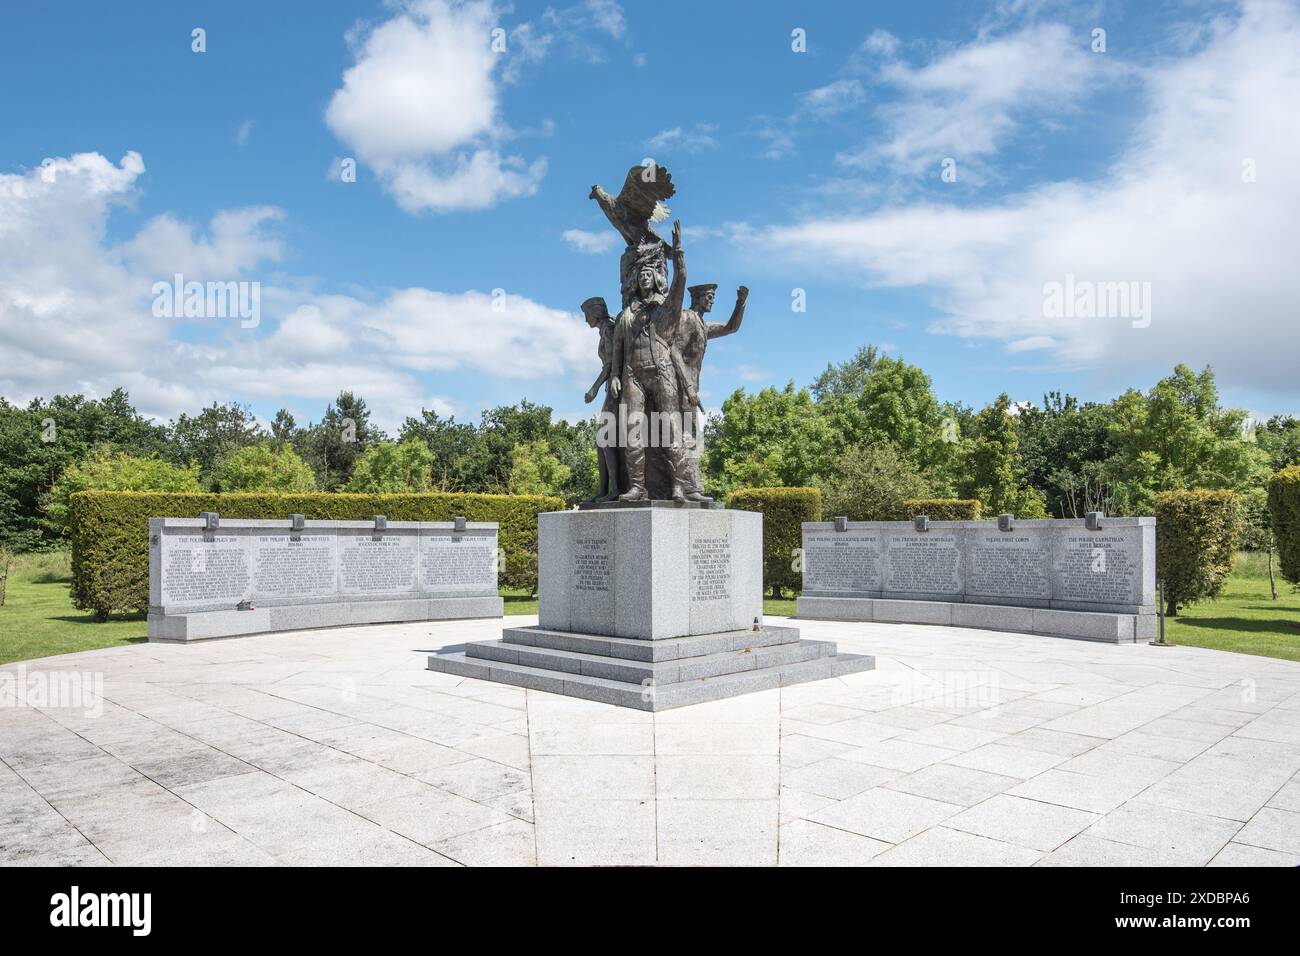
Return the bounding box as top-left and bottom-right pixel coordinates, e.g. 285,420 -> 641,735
428,624 -> 874,710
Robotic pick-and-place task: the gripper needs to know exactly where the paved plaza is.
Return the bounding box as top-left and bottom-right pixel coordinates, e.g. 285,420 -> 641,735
2,615 -> 1299,866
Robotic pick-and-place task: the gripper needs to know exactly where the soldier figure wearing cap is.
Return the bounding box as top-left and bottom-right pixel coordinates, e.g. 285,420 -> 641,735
581,295 -> 623,502
669,282 -> 749,501
609,221 -> 690,502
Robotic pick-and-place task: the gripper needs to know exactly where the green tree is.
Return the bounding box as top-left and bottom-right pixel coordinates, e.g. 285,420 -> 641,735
344,438 -> 434,493
301,392 -> 383,490
546,418 -> 600,504
43,447 -> 201,533
1015,392 -> 1118,516
818,441 -> 932,520
959,395 -> 1049,518
476,401 -> 555,491
508,440 -> 571,496
270,408 -> 298,444
1254,416 -> 1300,472
168,401 -> 263,486
0,390 -> 170,549
703,383 -> 836,497
1107,365 -> 1266,514
1154,489 -> 1243,615
812,346 -> 954,476
399,409 -> 480,490
211,443 -> 317,493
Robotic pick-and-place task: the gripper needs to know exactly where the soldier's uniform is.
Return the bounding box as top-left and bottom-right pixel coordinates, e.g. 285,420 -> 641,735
612,299 -> 687,500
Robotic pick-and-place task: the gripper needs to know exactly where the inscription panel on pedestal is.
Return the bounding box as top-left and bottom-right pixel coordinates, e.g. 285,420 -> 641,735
966,532 -> 1050,602
885,533 -> 962,594
689,533 -> 732,606
568,511 -> 617,632
803,531 -> 882,593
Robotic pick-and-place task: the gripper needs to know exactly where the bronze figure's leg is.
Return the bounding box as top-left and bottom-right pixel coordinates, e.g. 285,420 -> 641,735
619,375 -> 649,501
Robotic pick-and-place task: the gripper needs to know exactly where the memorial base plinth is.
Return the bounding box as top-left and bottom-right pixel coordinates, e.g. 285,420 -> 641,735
796,595 -> 1156,644
429,507 -> 876,709
428,624 -> 875,711
148,595 -> 504,642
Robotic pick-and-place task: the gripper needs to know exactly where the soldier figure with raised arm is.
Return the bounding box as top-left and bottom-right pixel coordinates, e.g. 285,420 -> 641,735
609,221 -> 690,502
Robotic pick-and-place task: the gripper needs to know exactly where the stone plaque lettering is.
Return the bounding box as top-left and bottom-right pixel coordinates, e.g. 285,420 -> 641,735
804,532 -> 881,592
573,534 -> 613,593
252,534 -> 336,599
339,534 -> 418,595
161,535 -> 251,607
421,532 -> 496,593
690,535 -> 731,604
887,534 -> 961,593
967,533 -> 1050,600
1055,534 -> 1139,605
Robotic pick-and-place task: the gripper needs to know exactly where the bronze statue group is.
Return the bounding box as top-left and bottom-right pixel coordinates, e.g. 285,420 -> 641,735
581,164 -> 747,505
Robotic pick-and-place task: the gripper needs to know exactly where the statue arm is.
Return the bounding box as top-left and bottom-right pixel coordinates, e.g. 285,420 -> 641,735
705,285 -> 748,340
666,220 -> 686,318
584,365 -> 609,403
608,318 -> 624,398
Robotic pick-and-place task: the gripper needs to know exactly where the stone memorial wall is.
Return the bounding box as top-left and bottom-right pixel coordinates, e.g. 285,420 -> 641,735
799,516 -> 1156,643
148,516 -> 502,641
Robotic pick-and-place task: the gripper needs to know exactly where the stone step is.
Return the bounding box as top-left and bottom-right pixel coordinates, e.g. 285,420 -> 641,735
427,648 -> 876,711
500,624 -> 801,662
467,636 -> 834,684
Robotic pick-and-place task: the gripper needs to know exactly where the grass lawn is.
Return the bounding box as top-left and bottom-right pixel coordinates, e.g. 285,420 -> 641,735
1,551 -> 1296,666
1163,551 -> 1300,662
0,552 -> 148,665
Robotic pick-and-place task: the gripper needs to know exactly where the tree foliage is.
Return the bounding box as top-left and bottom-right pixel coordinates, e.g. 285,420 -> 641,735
43,447 -> 201,534
1154,489 -> 1243,615
818,442 -> 931,521
344,439 -> 435,494
212,443 -> 317,493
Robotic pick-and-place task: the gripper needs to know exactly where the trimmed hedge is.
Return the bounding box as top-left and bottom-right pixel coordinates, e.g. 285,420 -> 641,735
1154,489 -> 1242,616
900,498 -> 982,521
69,490 -> 563,618
728,486 -> 821,599
1268,466 -> 1300,585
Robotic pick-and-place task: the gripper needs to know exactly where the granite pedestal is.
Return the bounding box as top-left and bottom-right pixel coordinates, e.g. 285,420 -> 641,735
429,508 -> 874,710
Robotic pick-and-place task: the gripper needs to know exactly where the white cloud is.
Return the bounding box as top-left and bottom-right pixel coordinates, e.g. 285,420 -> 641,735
0,150 -> 591,426
584,0 -> 626,38
753,117 -> 796,160
562,228 -> 620,254
801,79 -> 865,117
324,0 -> 545,213
842,22 -> 1106,178
646,123 -> 719,154
234,119 -> 254,146
762,0 -> 1300,396
383,150 -> 547,214
123,207 -> 284,278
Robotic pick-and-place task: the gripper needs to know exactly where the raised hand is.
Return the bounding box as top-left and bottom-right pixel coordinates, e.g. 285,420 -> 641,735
737,285 -> 749,303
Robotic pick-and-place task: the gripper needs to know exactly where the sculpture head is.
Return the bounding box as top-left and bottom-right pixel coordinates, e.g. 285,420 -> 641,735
581,296 -> 610,327
627,241 -> 668,302
688,283 -> 717,315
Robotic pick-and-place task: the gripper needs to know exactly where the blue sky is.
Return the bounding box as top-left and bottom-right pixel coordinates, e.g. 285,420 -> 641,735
1,0 -> 1297,432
